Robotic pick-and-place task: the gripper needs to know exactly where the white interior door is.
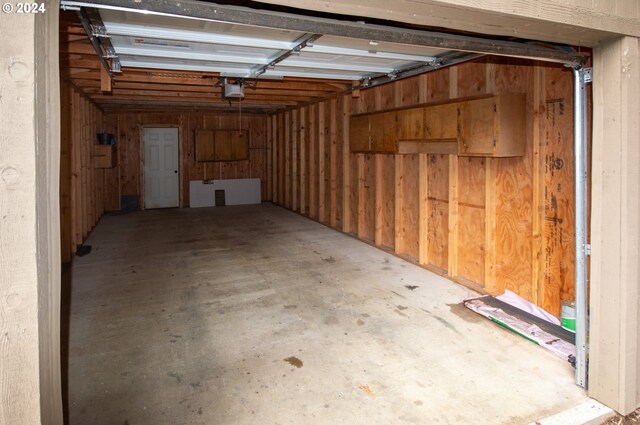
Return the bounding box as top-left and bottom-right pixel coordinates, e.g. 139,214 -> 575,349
143,128 -> 179,209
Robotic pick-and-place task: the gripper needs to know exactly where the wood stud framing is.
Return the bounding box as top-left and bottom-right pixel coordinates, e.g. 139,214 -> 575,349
271,57 -> 586,316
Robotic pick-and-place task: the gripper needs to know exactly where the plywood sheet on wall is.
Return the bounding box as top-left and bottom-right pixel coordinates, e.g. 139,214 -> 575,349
397,154 -> 420,259
542,66 -> 576,316
269,56 -> 583,317
457,157 -> 486,285
493,59 -> 534,300
375,155 -> 396,249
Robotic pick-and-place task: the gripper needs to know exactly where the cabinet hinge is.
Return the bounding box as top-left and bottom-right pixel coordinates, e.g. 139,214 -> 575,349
585,244 -> 592,256
493,104 -> 497,113
492,139 -> 496,147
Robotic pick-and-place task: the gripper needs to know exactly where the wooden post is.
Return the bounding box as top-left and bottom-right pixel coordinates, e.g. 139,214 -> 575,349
418,153 -> 429,264
330,98 -> 338,227
531,65 -> 546,304
342,96 -> 351,233
291,110 -> 298,212
357,154 -> 366,239
394,156 -> 404,254
100,65 -> 112,93
448,155 -> 459,277
0,7 -> 63,423
484,159 -> 497,291
318,103 -> 326,223
299,107 -> 307,214
589,35 -> 640,415
375,155 -> 384,246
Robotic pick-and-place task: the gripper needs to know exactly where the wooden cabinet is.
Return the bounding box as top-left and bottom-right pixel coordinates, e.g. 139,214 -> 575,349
349,114 -> 370,152
349,112 -> 397,153
93,144 -> 116,168
370,112 -> 397,152
349,94 -> 526,157
457,94 -> 526,157
195,130 -> 215,161
424,103 -> 458,140
195,129 -> 249,161
397,107 -> 425,140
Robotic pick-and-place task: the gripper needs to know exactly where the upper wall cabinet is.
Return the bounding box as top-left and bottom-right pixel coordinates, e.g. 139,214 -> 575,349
350,112 -> 398,153
349,94 -> 526,157
457,94 -> 526,157
195,129 -> 249,162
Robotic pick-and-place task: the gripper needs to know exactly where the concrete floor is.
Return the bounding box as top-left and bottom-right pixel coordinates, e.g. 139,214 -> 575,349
65,204 -> 587,425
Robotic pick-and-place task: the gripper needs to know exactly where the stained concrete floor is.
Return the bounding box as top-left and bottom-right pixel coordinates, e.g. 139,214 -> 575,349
65,204 -> 587,425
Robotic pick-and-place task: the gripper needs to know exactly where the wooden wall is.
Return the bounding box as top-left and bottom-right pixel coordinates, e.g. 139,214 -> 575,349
60,80 -> 119,263
103,112 -> 271,208
271,57 -> 582,316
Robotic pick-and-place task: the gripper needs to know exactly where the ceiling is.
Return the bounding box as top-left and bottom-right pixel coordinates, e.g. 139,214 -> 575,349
59,1 -> 583,114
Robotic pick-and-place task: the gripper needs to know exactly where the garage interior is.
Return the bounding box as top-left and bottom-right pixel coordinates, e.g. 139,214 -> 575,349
56,1 -> 596,423
2,0 -> 639,424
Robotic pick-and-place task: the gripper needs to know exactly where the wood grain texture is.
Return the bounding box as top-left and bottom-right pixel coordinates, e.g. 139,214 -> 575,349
541,66 -> 576,316
1,10 -> 50,423
493,59 -> 534,300
427,154 -> 450,270
359,154 -> 376,242
457,157 -> 486,285
309,104 -> 319,219
589,35 -> 640,415
397,155 -> 420,259
253,0 -> 640,47
105,112 -> 271,208
375,155 -> 396,249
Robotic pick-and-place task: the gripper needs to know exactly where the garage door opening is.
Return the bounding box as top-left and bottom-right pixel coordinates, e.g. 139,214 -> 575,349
57,1 -> 597,423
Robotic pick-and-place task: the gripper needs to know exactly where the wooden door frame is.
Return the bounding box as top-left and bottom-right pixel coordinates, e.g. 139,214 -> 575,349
140,125 -> 182,210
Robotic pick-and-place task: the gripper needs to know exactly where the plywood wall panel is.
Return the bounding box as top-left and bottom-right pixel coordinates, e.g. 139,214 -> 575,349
357,154 -> 375,242
106,111 -> 271,208
375,155 -> 396,249
397,154 -> 420,259
541,66 -> 576,316
493,59 -> 535,300
425,156 -> 450,270
398,76 -> 421,107
426,68 -> 450,102
269,57 -> 582,317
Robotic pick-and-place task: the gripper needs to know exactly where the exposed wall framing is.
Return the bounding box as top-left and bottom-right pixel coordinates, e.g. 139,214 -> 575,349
271,57 -> 585,316
102,112 -> 272,208
60,80 -> 118,263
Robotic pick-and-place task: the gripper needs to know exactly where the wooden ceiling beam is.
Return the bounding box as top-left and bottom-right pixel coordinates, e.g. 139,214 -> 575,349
75,80 -> 331,97
91,94 -> 300,105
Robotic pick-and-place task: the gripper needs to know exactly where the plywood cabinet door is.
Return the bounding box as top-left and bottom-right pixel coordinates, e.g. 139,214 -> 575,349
214,130 -> 234,161
370,112 -> 397,153
424,103 -> 458,140
195,130 -> 215,162
349,114 -> 370,152
458,94 -> 526,157
457,97 -> 496,156
397,107 -> 425,140
231,131 -> 249,160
